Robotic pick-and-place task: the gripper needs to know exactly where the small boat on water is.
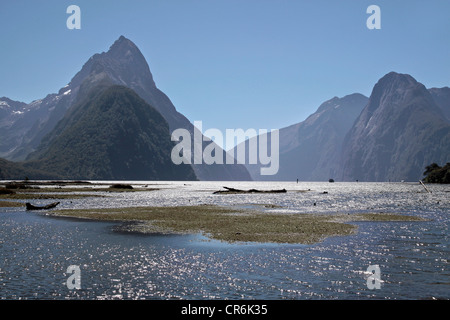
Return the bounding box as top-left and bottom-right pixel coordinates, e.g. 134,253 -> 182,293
26,202 -> 60,210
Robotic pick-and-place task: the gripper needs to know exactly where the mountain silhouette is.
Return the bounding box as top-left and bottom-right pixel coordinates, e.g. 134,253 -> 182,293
240,93 -> 368,181
0,36 -> 251,180
340,72 -> 450,181
24,85 -> 196,180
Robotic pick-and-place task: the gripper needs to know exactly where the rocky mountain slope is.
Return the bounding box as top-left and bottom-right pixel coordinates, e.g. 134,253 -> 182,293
340,72 -> 450,182
0,36 -> 251,180
23,85 -> 196,180
242,93 -> 368,181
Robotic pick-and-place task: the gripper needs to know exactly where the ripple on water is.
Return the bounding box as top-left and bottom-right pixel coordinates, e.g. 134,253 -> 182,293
0,182 -> 448,299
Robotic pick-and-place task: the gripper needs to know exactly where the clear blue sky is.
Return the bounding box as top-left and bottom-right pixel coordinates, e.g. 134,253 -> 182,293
1,1 -> 449,134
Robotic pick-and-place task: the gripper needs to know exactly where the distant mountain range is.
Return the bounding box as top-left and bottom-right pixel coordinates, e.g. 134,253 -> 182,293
241,93 -> 369,181
0,37 -> 448,181
240,72 -> 449,182
0,36 -> 250,180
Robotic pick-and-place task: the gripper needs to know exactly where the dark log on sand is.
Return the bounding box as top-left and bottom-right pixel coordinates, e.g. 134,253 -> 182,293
26,202 -> 60,210
213,187 -> 287,194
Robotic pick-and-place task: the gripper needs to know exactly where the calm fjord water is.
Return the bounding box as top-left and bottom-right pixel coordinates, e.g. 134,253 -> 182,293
0,181 -> 448,299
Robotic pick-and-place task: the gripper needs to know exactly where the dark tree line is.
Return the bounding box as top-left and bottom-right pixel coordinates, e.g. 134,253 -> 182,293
423,163 -> 450,184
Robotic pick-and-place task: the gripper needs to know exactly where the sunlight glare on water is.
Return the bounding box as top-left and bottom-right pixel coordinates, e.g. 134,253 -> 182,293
0,181 -> 448,299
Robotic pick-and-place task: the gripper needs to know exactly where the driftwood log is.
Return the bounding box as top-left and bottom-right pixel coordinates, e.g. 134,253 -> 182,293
213,187 -> 287,194
26,202 -> 60,210
419,180 -> 432,193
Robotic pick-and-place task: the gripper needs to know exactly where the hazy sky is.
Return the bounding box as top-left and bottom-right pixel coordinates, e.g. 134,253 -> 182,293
1,1 -> 449,134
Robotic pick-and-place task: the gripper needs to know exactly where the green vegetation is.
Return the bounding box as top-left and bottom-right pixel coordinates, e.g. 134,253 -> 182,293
0,158 -> 61,180
1,85 -> 197,181
423,162 -> 450,183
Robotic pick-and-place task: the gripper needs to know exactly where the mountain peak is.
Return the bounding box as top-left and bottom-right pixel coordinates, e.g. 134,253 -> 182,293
0,97 -> 27,111
69,36 -> 156,94
316,93 -> 368,114
107,35 -> 140,57
117,35 -> 129,42
376,71 -> 418,90
366,71 -> 426,114
340,72 -> 450,182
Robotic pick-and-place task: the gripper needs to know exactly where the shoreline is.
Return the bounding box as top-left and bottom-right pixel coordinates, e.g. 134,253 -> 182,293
0,180 -> 428,244
0,181 -> 158,201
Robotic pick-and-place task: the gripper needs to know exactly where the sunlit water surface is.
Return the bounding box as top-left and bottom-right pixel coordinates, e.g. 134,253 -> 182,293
0,181 -> 448,299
